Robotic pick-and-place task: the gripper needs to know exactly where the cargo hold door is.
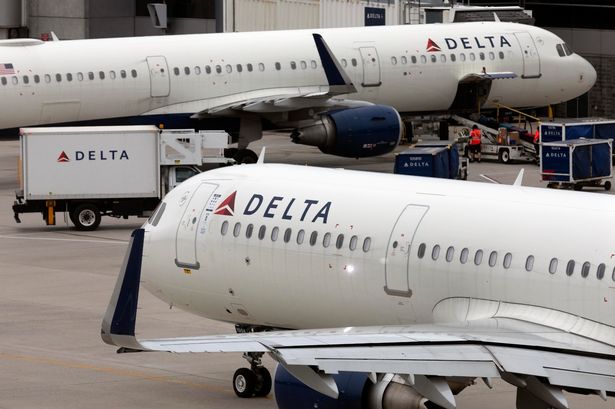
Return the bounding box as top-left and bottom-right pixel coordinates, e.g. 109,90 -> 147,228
359,47 -> 382,87
384,204 -> 428,297
175,182 -> 218,269
514,32 -> 541,79
146,56 -> 170,97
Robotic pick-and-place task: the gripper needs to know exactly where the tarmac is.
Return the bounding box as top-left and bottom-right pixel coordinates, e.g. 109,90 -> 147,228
0,134 -> 612,409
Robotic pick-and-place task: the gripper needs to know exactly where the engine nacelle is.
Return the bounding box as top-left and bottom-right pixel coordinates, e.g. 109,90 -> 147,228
274,366 -> 433,409
290,105 -> 403,158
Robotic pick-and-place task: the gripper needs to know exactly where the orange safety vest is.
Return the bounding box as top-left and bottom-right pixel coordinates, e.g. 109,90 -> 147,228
469,129 -> 481,145
533,129 -> 540,144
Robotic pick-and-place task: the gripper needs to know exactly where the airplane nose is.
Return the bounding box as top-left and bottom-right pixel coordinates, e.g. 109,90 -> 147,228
581,57 -> 597,90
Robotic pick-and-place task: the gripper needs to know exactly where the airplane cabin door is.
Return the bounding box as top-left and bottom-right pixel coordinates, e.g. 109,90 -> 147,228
514,32 -> 541,79
175,182 -> 218,269
384,205 -> 428,297
146,56 -> 170,97
359,47 -> 382,87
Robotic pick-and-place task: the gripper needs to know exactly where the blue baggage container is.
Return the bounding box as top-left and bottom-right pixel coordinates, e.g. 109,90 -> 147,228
414,140 -> 460,179
540,119 -> 615,143
394,147 -> 450,178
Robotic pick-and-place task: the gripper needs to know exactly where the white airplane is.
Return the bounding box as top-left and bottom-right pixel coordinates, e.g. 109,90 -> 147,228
102,161 -> 615,409
0,22 -> 596,161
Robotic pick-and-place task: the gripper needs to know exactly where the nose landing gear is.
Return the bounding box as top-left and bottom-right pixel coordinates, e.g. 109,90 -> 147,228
232,352 -> 272,398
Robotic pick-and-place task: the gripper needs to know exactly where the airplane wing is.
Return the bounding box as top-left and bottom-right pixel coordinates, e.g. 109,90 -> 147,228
143,34 -> 359,118
102,230 -> 615,408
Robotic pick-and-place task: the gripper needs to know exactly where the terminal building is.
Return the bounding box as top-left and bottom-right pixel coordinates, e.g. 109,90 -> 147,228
0,0 -> 613,118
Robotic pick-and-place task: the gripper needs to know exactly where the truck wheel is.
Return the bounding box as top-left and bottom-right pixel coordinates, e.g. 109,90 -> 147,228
605,181 -> 612,191
71,204 -> 101,231
498,149 -> 510,164
234,149 -> 258,164
573,184 -> 582,191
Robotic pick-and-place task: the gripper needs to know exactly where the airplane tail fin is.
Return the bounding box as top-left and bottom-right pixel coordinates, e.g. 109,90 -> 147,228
101,228 -> 146,351
312,33 -> 357,95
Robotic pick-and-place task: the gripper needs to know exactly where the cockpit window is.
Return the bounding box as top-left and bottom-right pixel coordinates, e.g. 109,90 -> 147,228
556,44 -> 565,57
562,43 -> 572,56
149,202 -> 166,226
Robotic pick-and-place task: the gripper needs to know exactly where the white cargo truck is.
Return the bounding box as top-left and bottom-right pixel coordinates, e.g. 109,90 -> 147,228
13,125 -> 233,230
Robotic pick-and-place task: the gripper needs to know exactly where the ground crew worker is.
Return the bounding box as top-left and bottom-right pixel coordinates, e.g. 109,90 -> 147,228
469,125 -> 482,162
533,127 -> 540,164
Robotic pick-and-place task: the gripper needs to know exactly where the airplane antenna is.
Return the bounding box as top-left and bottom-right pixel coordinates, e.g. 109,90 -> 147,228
257,147 -> 266,164
50,31 -> 60,41
493,12 -> 501,23
513,168 -> 525,186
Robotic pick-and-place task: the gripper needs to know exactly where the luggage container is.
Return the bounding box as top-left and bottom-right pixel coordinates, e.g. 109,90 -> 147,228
541,138 -> 612,191
394,147 -> 450,178
540,119 -> 615,143
415,140 -> 468,179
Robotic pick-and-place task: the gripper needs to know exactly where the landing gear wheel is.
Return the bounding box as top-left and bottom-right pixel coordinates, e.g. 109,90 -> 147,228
234,149 -> 258,164
605,181 -> 611,191
253,367 -> 272,397
499,149 -> 510,164
71,204 -> 101,231
224,148 -> 238,158
573,184 -> 582,191
233,368 -> 257,398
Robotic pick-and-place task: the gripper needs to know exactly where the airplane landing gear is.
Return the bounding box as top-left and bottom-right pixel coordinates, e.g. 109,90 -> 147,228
232,352 -> 272,398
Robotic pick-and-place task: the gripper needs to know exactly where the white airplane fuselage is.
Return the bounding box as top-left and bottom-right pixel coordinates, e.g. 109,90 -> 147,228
0,22 -> 596,130
141,165 -> 615,347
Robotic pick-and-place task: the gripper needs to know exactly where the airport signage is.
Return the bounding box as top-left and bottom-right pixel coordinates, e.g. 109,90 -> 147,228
365,7 -> 385,26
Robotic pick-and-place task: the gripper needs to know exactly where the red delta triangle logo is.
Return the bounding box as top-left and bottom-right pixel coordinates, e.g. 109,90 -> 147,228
57,151 -> 70,162
214,191 -> 236,216
426,38 -> 441,52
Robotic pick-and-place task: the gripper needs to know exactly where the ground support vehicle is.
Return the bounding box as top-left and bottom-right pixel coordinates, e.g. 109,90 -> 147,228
13,125 -> 233,230
541,138 -> 612,191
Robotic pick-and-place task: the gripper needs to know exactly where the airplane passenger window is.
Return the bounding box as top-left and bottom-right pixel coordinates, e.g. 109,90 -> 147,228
525,255 -> 534,272
479,52 -> 485,60
362,237 -> 371,252
349,235 -> 358,251
430,55 -> 436,63
34,75 -> 40,83
290,61 -> 297,70
55,74 -> 61,82
110,71 -> 116,79
566,260 -> 575,276
450,54 -> 456,62
489,52 -> 495,60
489,251 -> 497,267
221,221 -> 229,235
225,64 -> 232,73
549,258 -> 558,274
275,62 -> 281,71
401,56 -> 407,64
581,262 -> 590,278
258,225 -> 266,240
440,54 -> 446,63
323,232 -> 331,248
503,252 -> 512,269
391,57 -> 397,65
45,74 -> 51,83
470,53 -> 476,61
99,71 -> 105,80
271,226 -> 279,241
420,55 -> 427,64
341,59 -> 347,68
246,223 -> 253,239
336,234 -> 344,250
88,72 -> 95,80
499,51 -> 504,59
247,63 -> 253,72
233,222 -> 241,237
460,53 -> 466,62
411,56 -> 417,64
351,58 -> 357,67
556,44 -> 565,57
236,64 -> 242,73
310,231 -> 318,246
297,229 -> 305,245
22,75 -> 29,84
446,246 -> 454,262
0,77 -> 6,86
66,73 -> 72,82
417,243 -> 426,259
311,60 -> 317,69
174,67 -> 180,76
120,70 -> 126,78
612,266 -> 615,281
597,263 -> 605,280
460,248 -> 469,264
195,66 -> 201,75
474,250 -> 483,266
132,69 -> 138,78
77,72 -> 83,81
284,228 -> 292,243
205,65 -> 212,74
432,245 -> 440,261
216,65 -> 222,74
259,63 -> 265,71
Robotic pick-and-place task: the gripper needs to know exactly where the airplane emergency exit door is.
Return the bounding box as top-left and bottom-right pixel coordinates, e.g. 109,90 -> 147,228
514,32 -> 541,79
384,205 -> 428,297
146,56 -> 170,97
359,47 -> 382,87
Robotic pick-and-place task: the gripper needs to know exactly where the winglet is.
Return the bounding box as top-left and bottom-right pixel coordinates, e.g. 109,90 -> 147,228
312,33 -> 357,94
257,146 -> 266,164
513,169 -> 525,186
101,228 -> 145,350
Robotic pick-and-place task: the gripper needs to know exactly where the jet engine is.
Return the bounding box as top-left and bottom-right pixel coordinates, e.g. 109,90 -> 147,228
290,105 -> 403,158
274,365 -> 469,409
